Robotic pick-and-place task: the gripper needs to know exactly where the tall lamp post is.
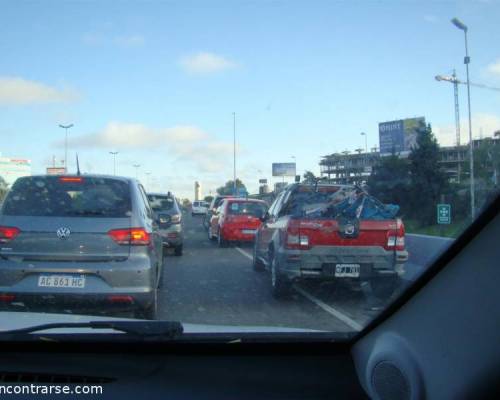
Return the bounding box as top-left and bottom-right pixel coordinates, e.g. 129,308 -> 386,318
109,151 -> 119,175
451,17 -> 475,219
233,112 -> 237,195
59,124 -> 74,173
133,164 -> 141,179
360,132 -> 368,153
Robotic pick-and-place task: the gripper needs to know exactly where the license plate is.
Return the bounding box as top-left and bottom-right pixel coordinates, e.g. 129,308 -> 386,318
242,229 -> 256,235
334,264 -> 360,278
38,275 -> 86,288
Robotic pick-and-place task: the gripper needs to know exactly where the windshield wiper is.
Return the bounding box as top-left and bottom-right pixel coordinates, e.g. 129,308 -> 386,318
0,320 -> 183,339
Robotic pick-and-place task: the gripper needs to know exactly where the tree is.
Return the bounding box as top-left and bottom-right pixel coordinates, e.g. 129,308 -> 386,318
407,123 -> 448,226
181,198 -> 191,209
366,154 -> 411,214
216,179 -> 247,195
204,195 -> 214,203
303,170 -> 317,183
0,176 -> 8,203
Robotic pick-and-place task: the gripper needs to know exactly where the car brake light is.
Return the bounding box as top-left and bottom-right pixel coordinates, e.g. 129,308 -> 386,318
0,294 -> 15,302
0,226 -> 20,243
108,228 -> 151,245
59,177 -> 84,183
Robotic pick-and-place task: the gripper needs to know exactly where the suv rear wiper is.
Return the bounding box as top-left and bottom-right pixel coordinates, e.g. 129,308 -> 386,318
0,320 -> 183,339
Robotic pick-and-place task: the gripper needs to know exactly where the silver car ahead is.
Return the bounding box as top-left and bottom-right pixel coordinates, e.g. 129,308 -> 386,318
147,192 -> 184,256
0,175 -> 163,319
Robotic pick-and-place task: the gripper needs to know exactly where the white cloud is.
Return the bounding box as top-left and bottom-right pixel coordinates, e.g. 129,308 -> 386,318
179,52 -> 237,74
81,33 -> 104,46
82,33 -> 145,48
114,35 -> 145,48
62,122 -> 237,174
423,15 -> 438,23
434,113 -> 500,146
0,77 -> 78,105
486,59 -> 500,77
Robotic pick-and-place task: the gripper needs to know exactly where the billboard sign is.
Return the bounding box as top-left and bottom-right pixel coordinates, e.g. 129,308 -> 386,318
46,167 -> 67,175
259,178 -> 268,184
0,157 -> 31,186
272,163 -> 296,177
379,117 -> 425,156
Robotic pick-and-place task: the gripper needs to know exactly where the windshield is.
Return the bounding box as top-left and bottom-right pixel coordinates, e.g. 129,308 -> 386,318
0,1 -> 498,339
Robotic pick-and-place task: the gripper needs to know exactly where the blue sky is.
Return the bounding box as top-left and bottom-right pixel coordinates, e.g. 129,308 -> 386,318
1,0 -> 499,198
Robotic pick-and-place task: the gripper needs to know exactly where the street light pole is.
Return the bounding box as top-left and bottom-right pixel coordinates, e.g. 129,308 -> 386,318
133,164 -> 140,179
452,17 -> 475,220
291,156 -> 297,180
360,132 -> 367,153
59,124 -> 74,173
109,151 -> 118,175
233,112 -> 236,195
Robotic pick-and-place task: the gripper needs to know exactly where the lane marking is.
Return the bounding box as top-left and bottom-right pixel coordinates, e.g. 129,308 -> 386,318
235,246 -> 253,260
292,286 -> 363,331
406,233 -> 454,241
234,247 -> 363,331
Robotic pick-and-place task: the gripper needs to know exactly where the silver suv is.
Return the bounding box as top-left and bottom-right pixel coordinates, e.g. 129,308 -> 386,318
0,175 -> 163,319
147,192 -> 184,256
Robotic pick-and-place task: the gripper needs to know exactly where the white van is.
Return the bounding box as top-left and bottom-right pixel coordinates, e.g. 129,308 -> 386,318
192,201 -> 209,216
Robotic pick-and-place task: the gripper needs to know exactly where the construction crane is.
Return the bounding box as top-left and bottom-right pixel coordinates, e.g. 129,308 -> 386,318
435,72 -> 500,146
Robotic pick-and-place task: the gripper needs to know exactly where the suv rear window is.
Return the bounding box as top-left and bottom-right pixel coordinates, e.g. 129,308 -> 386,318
148,195 -> 175,211
2,176 -> 132,218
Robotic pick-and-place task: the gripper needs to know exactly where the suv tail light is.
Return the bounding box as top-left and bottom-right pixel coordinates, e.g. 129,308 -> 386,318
0,226 -> 20,243
108,228 -> 151,245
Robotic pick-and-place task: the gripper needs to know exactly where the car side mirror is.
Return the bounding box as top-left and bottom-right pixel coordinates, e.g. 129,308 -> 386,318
156,213 -> 171,228
260,212 -> 270,222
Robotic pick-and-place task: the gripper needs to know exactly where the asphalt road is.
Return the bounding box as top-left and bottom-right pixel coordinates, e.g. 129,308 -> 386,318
157,211 -> 411,332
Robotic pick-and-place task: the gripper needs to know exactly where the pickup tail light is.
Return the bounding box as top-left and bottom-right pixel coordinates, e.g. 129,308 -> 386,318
0,226 -> 20,243
108,228 -> 151,245
386,219 -> 405,250
386,236 -> 405,249
286,233 -> 310,250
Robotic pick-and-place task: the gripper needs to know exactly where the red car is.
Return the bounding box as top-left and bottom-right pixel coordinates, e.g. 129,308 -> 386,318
208,198 -> 268,247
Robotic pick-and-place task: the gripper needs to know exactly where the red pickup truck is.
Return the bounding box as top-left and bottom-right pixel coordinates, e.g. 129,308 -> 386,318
253,183 -> 408,299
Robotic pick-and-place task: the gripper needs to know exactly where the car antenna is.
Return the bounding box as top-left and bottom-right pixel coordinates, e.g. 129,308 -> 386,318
76,153 -> 81,176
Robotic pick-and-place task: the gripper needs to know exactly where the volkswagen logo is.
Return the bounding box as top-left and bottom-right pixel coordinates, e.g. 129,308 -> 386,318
344,224 -> 355,235
56,227 -> 71,239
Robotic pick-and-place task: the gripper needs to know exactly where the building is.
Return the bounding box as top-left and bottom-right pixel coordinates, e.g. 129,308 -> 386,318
320,137 -> 499,184
0,157 -> 32,186
320,150 -> 380,184
194,181 -> 201,201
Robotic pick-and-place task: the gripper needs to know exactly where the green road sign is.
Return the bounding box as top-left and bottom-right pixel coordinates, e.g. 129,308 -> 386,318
437,204 -> 451,224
